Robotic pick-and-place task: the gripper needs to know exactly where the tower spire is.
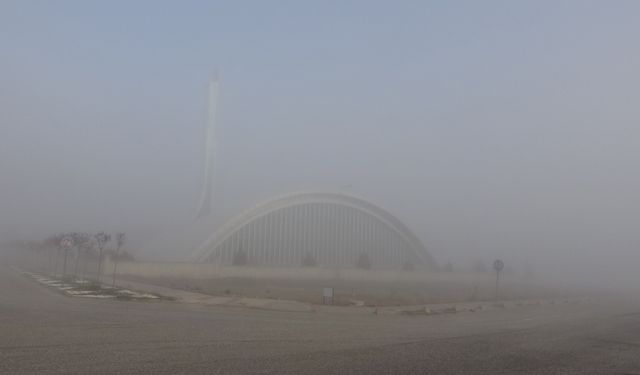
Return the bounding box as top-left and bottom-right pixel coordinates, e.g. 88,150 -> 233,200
195,75 -> 219,219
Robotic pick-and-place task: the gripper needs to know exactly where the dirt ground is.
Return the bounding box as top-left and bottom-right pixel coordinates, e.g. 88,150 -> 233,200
120,271 -> 569,306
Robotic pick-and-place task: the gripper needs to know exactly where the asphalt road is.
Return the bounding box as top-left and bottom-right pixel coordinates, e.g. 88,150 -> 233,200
1,264 -> 640,374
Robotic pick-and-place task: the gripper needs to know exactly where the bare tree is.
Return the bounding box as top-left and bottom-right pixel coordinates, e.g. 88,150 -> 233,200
43,234 -> 62,275
60,233 -> 75,277
51,233 -> 66,277
94,232 -> 111,282
471,259 -> 488,273
444,262 -> 454,272
80,237 -> 95,281
112,233 -> 125,287
71,233 -> 90,278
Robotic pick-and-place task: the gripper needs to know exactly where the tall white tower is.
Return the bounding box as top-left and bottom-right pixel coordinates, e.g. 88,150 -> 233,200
195,77 -> 219,219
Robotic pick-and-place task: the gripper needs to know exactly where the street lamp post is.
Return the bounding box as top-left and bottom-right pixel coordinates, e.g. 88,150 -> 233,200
493,259 -> 504,302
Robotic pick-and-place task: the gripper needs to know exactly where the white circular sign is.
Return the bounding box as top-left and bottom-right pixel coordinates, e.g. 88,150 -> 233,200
60,237 -> 73,249
493,259 -> 504,272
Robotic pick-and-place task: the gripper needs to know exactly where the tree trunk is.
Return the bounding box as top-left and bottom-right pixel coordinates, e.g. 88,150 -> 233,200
62,249 -> 69,277
73,248 -> 80,277
96,248 -> 103,283
112,248 -> 120,287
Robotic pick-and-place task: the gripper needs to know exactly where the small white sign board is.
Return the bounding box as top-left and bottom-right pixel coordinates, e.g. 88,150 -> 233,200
322,287 -> 334,305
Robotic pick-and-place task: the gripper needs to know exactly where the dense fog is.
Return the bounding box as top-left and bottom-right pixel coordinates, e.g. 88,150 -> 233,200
2,1 -> 639,289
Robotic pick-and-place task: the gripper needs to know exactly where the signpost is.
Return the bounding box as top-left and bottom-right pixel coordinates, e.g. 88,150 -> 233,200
493,259 -> 504,302
112,233 -> 125,287
60,237 -> 73,277
61,238 -> 73,250
94,232 -> 111,283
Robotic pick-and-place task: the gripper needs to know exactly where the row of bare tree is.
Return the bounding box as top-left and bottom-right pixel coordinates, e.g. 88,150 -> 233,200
38,232 -> 128,286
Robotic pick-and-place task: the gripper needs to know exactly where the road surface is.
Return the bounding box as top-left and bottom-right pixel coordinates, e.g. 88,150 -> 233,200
1,264 -> 639,374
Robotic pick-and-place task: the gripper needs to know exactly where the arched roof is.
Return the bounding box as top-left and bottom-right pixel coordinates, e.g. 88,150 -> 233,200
190,191 -> 438,269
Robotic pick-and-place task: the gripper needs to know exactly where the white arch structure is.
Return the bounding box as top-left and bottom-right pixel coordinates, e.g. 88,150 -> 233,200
190,191 -> 438,270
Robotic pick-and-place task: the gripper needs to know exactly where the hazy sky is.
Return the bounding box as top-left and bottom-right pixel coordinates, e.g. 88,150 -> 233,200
2,1 -> 639,281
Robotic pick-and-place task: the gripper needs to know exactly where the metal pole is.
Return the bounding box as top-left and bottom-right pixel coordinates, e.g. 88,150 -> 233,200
48,248 -> 54,274
62,248 -> 68,277
97,248 -> 103,283
80,251 -> 87,281
112,249 -> 119,287
73,247 -> 80,277
291,206 -> 298,265
53,248 -> 58,277
495,269 -> 501,301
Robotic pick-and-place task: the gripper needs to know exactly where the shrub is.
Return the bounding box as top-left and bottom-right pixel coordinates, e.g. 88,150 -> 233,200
471,260 -> 488,273
356,253 -> 372,270
444,262 -> 453,272
402,260 -> 415,271
301,252 -> 317,267
232,248 -> 248,266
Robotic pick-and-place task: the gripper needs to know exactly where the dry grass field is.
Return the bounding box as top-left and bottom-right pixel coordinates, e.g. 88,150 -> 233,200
120,269 -> 566,306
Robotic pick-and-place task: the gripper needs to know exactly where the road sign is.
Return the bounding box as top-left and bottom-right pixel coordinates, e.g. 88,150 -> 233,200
60,237 -> 73,250
59,237 -> 74,277
493,259 -> 504,272
323,287 -> 334,305
493,259 -> 504,302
